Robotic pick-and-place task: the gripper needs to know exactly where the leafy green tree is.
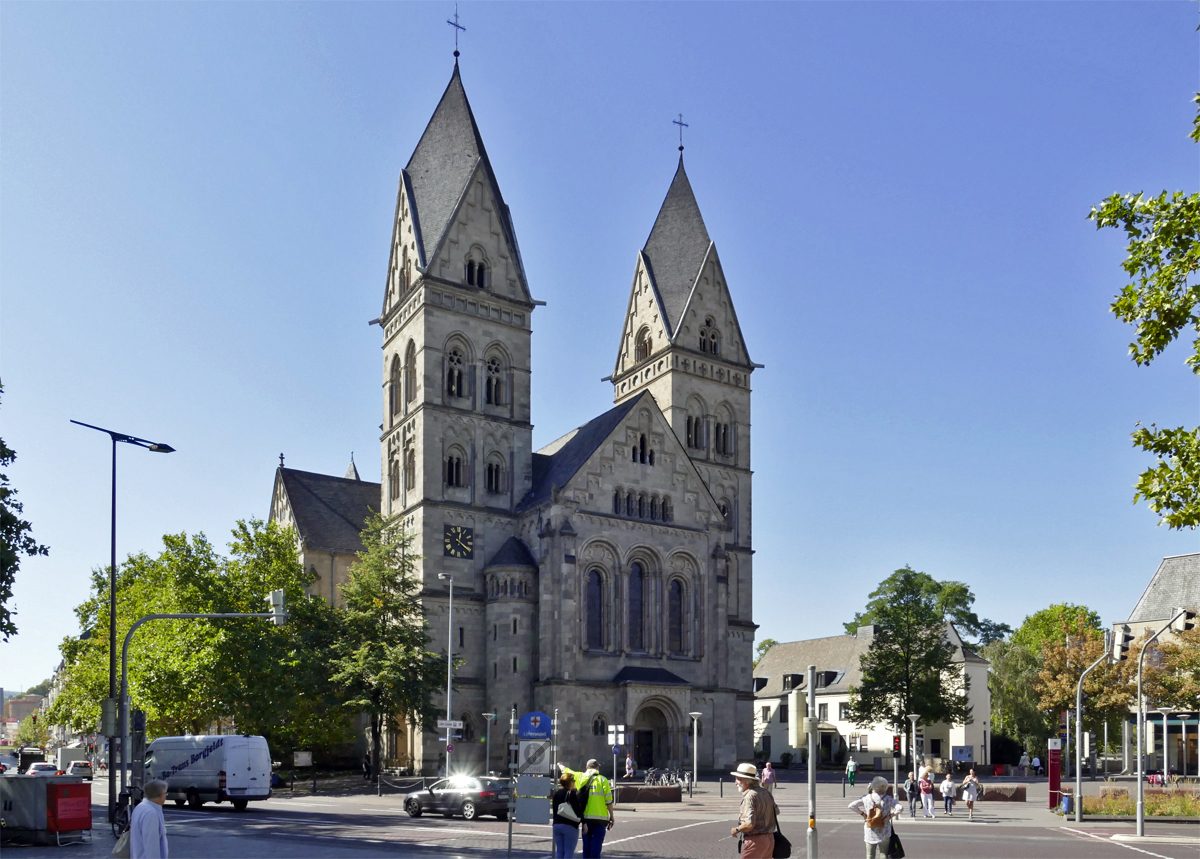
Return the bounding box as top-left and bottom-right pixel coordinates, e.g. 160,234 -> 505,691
1089,94 -> 1200,530
1010,604 -> 1101,655
0,383 -> 49,641
843,570 -> 1010,645
330,513 -> 443,779
754,638 -> 779,668
16,713 -> 49,747
1035,618 -> 1132,741
847,566 -> 973,737
24,679 -> 51,697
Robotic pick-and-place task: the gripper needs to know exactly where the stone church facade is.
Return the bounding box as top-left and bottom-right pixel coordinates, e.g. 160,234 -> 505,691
272,62 -> 760,776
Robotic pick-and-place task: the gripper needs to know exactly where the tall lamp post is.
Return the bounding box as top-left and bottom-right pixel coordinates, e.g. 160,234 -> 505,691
483,712 -> 496,776
1156,708 -> 1173,775
689,711 -> 702,795
907,714 -> 920,775
1136,607 -> 1187,837
70,419 -> 174,822
438,573 -> 454,774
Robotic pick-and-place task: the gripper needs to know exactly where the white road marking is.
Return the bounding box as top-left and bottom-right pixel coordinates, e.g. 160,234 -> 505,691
604,819 -> 717,845
1060,827 -> 1176,859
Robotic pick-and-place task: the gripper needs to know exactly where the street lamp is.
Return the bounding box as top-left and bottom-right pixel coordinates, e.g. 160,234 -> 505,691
907,714 -> 920,774
1136,607 -> 1187,836
70,419 -> 174,821
689,711 -> 702,795
1175,714 -> 1188,778
483,712 -> 496,775
1156,707 -> 1172,775
438,573 -> 454,773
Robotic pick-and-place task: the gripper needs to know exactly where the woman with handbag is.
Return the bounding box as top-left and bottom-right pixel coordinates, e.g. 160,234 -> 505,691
552,771 -> 585,857
848,776 -> 902,859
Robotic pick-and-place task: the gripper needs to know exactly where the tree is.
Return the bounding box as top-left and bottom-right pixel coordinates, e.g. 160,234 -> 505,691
16,714 -> 49,747
24,679 -> 51,697
329,514 -> 443,779
1035,620 -> 1132,739
843,570 -> 1009,646
754,638 -> 779,668
847,566 -> 973,737
0,383 -> 49,641
1089,94 -> 1200,530
1140,626 -> 1200,711
1011,604 -> 1101,654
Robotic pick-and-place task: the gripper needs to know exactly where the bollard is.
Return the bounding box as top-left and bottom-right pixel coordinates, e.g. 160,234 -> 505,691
842,777 -> 845,798
720,776 -> 723,798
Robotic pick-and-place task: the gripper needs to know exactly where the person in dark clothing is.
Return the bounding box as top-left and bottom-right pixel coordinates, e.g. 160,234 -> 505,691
552,771 -> 585,857
362,753 -> 371,780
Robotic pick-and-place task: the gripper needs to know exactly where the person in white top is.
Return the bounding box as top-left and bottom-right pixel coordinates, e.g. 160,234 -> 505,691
939,773 -> 956,816
961,769 -> 981,820
1018,751 -> 1030,778
130,779 -> 169,859
848,776 -> 901,859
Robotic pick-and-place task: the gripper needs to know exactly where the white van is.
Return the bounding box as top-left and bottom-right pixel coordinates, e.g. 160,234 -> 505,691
145,735 -> 272,811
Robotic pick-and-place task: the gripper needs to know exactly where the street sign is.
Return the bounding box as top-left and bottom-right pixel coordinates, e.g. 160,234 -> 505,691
519,739 -> 551,774
612,744 -> 620,755
802,716 -> 820,733
446,744 -> 454,753
518,711 -> 551,740
437,719 -> 464,730
293,751 -> 312,767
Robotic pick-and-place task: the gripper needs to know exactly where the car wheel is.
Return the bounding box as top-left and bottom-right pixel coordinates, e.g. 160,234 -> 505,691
495,810 -> 508,821
460,800 -> 477,821
232,799 -> 248,811
187,788 -> 202,810
405,799 -> 422,818
174,798 -> 185,807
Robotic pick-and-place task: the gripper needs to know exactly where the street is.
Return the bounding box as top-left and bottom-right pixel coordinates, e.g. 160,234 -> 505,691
10,774 -> 1198,858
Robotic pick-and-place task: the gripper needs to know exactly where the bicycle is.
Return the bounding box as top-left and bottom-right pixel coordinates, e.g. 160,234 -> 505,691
111,784 -> 144,838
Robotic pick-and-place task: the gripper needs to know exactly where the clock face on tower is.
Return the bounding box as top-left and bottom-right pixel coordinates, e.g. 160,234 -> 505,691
443,525 -> 474,559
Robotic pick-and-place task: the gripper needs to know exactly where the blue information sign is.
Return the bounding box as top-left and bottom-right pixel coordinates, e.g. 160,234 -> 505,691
518,711 -> 552,740
612,744 -> 620,755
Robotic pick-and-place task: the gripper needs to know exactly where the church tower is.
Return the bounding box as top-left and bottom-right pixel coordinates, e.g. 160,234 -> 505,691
376,63 -> 540,772
611,157 -> 759,655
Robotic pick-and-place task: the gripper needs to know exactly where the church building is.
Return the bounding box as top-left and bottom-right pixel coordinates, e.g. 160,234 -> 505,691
270,61 -> 760,775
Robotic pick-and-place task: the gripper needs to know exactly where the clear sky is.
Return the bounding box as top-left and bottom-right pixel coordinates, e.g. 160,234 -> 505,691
2,2 -> 1197,692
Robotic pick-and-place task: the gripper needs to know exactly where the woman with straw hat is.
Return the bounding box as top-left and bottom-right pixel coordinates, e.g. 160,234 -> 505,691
729,762 -> 776,858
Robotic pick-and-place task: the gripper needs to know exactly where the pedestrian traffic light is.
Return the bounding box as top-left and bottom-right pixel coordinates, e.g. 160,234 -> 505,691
1113,624 -> 1134,661
892,735 -> 901,757
31,714 -> 37,724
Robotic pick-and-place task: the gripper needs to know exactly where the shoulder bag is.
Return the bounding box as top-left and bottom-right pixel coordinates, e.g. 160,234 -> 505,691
885,829 -> 905,859
770,795 -> 791,858
111,830 -> 131,859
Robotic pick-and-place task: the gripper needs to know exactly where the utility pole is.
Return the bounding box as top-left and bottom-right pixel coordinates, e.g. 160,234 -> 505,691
806,664 -> 817,859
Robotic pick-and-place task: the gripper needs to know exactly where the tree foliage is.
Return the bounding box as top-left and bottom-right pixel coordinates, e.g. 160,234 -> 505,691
328,513 -> 443,776
843,570 -> 1009,646
15,714 -> 49,747
1090,94 -> 1200,530
754,638 -> 779,668
0,383 -> 49,641
1035,620 -> 1132,737
847,566 -> 973,733
1138,626 -> 1200,711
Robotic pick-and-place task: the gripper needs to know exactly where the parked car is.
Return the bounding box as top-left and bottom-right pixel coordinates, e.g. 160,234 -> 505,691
27,762 -> 60,777
67,761 -> 93,780
403,776 -> 510,821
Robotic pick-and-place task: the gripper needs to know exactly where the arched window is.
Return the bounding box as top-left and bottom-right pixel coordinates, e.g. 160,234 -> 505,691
485,356 -> 504,405
477,262 -> 487,288
466,260 -> 476,286
613,490 -> 622,515
626,492 -> 635,517
401,245 -> 410,291
637,493 -> 646,519
485,458 -> 505,494
592,716 -> 608,737
669,580 -> 684,653
715,422 -> 730,455
686,415 -> 705,450
388,459 -> 400,500
586,569 -> 604,650
650,495 -> 660,521
446,348 -> 464,398
700,317 -> 721,355
638,434 -> 648,464
461,714 -> 476,742
635,329 -> 652,363
404,447 -> 416,490
628,562 -> 645,650
389,356 -> 401,423
404,341 -> 417,404
445,452 -> 464,487
662,496 -> 673,523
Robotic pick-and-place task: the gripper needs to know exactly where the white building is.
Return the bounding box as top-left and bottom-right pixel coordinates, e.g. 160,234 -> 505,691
754,624 -> 990,771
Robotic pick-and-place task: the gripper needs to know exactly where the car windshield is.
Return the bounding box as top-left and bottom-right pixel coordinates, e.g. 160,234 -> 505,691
446,777 -> 478,790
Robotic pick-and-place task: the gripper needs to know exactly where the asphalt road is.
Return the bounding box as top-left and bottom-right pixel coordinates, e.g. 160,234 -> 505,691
7,775 -> 1197,858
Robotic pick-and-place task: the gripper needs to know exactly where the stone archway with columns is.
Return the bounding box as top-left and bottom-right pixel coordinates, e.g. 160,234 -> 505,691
620,685 -> 693,769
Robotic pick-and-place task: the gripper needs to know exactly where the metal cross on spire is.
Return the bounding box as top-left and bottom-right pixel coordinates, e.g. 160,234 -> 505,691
447,4 -> 466,59
673,114 -> 689,152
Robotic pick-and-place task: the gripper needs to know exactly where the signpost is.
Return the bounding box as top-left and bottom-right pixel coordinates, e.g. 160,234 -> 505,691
1047,738 -> 1062,809
515,711 -> 553,825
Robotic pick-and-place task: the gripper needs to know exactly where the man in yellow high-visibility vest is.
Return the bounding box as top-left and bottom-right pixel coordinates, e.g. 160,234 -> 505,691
559,759 -> 614,857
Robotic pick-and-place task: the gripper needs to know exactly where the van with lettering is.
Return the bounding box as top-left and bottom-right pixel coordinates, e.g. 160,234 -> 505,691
144,735 -> 272,811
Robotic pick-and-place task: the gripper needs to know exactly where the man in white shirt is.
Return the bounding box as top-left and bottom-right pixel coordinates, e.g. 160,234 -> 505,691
130,779 -> 169,859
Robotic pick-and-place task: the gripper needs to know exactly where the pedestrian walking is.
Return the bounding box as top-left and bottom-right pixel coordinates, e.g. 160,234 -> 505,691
624,753 -> 634,780
130,779 -> 169,859
848,776 -> 901,859
362,753 -> 371,780
1018,751 -> 1030,778
560,759 -> 614,858
962,769 -> 980,820
918,772 -> 935,818
552,771 -> 585,857
846,756 -> 858,787
1031,755 -> 1042,777
903,772 -> 918,818
939,773 -> 955,816
761,761 -> 776,795
729,762 -> 776,858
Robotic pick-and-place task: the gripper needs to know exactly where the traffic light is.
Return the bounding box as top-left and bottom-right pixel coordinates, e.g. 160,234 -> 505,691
1113,624 -> 1134,661
892,735 -> 901,757
268,589 -> 288,626
1172,609 -> 1196,633
31,714 -> 37,724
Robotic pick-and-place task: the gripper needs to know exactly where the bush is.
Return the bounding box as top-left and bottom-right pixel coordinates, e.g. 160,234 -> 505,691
1082,790 -> 1200,817
780,752 -> 793,768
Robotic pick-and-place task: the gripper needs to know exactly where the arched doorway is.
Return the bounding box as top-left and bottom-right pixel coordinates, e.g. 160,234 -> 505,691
632,705 -> 671,769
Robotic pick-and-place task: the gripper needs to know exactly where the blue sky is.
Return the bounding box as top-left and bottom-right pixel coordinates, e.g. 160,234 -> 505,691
2,2 -> 1197,691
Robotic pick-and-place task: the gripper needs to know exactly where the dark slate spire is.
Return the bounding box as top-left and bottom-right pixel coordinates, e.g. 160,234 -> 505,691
641,157 -> 713,337
403,66 -> 527,289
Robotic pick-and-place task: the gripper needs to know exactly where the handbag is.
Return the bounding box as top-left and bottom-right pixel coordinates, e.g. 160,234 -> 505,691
111,830 -> 131,859
770,795 -> 791,858
557,799 -> 581,823
885,829 -> 905,859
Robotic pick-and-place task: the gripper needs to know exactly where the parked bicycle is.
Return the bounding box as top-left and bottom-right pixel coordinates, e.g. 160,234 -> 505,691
111,784 -> 144,838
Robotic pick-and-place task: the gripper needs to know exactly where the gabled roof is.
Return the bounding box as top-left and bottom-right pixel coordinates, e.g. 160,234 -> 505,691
404,65 -> 527,291
516,395 -> 643,512
485,536 -> 537,569
1127,552 -> 1200,623
273,467 -> 379,555
641,157 -> 712,337
613,666 -> 690,686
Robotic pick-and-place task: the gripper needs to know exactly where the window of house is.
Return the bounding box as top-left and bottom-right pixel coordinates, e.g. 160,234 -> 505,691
859,736 -> 868,752
686,416 -> 705,449
389,355 -> 402,421
839,703 -> 850,722
930,739 -> 942,757
388,459 -> 400,500
637,493 -> 646,519
512,617 -> 518,634
466,260 -> 476,285
485,460 -> 504,494
444,454 -> 463,487
700,317 -> 721,355
818,703 -> 828,721
779,704 -> 788,724
477,262 -> 487,288
625,492 -> 635,517
715,422 -> 731,455
404,342 -> 416,403
668,580 -> 683,653
511,657 -> 518,673
485,357 -> 504,405
586,570 -> 604,649
458,627 -> 465,647
761,706 -> 770,724
446,349 -> 465,398
662,496 -> 673,523
592,717 -> 607,737
635,329 -> 652,362
628,562 -> 645,650
634,434 -> 653,465
650,496 -> 660,521
404,447 -> 416,490
613,490 -> 622,515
